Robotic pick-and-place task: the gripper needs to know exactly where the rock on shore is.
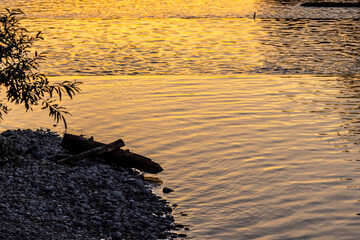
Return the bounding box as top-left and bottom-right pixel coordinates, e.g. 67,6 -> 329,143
0,129 -> 176,239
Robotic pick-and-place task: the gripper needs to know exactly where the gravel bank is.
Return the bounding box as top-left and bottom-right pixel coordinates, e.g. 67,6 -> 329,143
0,129 -> 177,239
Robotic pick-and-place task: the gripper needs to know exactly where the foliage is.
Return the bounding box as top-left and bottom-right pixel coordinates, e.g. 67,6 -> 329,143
0,9 -> 81,128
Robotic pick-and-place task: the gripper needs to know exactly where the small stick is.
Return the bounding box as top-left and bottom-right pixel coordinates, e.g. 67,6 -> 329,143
58,138 -> 125,164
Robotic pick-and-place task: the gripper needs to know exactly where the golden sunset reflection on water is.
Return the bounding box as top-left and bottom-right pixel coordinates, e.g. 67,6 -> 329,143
6,0 -> 257,19
23,18 -> 267,75
18,17 -> 358,76
3,74 -> 360,238
1,0 -> 360,238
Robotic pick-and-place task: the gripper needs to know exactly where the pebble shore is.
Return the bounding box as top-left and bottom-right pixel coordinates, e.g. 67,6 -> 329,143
0,129 -> 177,239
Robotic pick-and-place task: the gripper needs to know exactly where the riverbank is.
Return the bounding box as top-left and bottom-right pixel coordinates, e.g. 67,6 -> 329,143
0,129 -> 178,239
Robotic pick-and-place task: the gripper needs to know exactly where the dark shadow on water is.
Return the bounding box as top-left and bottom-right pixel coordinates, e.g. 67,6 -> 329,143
336,75 -> 360,141
256,19 -> 360,74
262,0 -> 303,5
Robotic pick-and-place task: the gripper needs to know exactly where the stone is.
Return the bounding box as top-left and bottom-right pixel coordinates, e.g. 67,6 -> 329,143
0,129 -> 177,240
43,186 -> 54,193
175,224 -> 184,228
91,220 -> 102,227
111,190 -> 123,198
91,216 -> 102,221
73,220 -> 86,227
81,203 -> 91,209
112,232 -> 122,239
163,187 -> 174,194
30,146 -> 43,159
164,206 -> 173,213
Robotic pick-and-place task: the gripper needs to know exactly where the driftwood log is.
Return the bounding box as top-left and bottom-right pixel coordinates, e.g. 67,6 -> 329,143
58,139 -> 125,164
60,134 -> 163,174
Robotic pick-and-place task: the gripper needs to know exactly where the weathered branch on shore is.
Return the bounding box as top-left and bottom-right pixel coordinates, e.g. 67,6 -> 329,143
58,139 -> 125,164
60,134 -> 163,174
301,2 -> 360,7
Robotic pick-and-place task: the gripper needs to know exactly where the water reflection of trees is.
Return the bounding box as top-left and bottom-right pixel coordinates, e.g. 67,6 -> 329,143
262,0 -> 360,5
257,0 -> 303,6
336,75 -> 360,140
257,19 -> 360,74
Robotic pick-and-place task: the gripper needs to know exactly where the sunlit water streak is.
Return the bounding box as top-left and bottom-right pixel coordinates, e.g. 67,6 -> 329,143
1,0 -> 360,19
16,18 -> 360,76
2,75 -> 360,239
1,0 -> 360,76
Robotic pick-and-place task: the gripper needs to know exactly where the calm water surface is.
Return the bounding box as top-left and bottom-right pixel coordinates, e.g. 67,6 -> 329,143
1,0 -> 360,239
23,18 -> 360,75
3,75 -> 360,239
1,0 -> 360,75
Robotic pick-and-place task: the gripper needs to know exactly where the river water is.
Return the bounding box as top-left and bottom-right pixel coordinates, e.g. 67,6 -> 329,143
1,0 -> 360,239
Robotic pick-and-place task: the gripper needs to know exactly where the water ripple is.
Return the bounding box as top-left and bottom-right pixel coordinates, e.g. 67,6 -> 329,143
14,18 -> 358,76
2,75 -> 360,239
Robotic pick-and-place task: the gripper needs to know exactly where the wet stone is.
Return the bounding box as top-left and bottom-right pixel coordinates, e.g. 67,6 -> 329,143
163,187 -> 174,194
175,224 -> 184,228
